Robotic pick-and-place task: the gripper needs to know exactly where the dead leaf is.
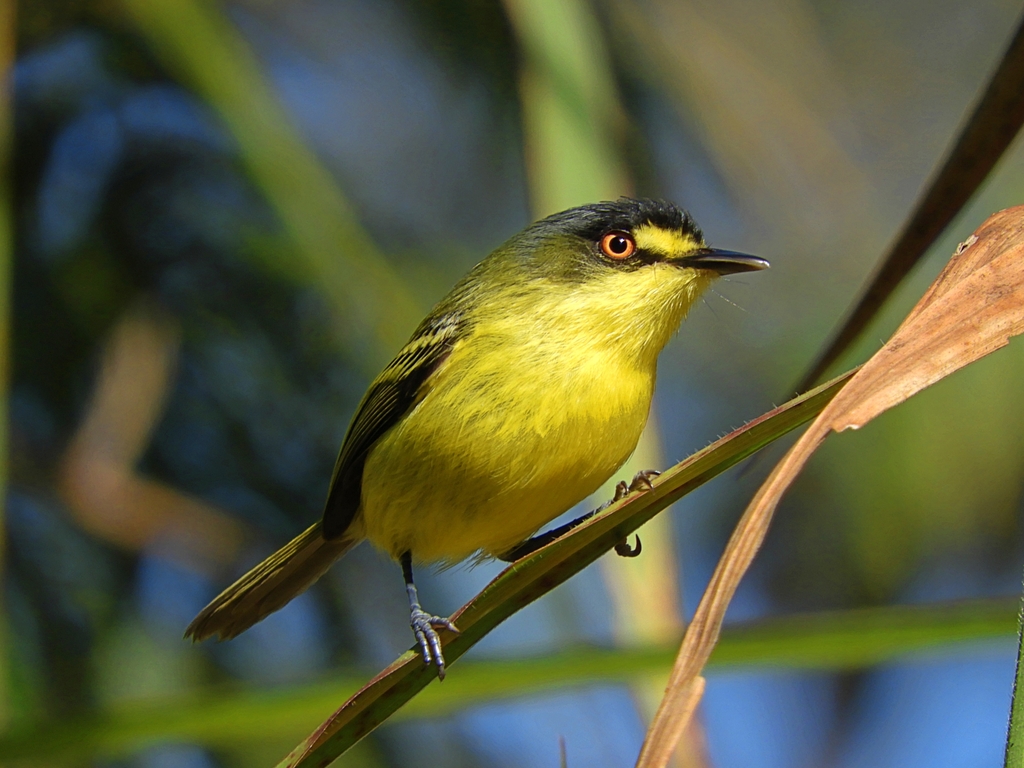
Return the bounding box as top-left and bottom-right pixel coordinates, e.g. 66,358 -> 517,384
59,302 -> 245,573
637,205 -> 1024,767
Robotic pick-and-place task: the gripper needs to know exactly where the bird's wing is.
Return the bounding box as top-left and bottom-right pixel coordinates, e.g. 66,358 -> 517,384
321,312 -> 463,539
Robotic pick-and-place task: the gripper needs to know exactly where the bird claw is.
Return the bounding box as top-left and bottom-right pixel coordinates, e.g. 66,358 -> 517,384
628,469 -> 660,493
611,470 -> 658,558
615,535 -> 642,557
410,608 -> 460,680
601,471 -> 659,514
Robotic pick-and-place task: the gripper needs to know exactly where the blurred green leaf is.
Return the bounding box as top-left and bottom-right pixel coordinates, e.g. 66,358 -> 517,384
120,0 -> 422,372
0,0 -> 13,729
1004,589 -> 1024,766
0,595 -> 1013,765
503,0 -> 629,214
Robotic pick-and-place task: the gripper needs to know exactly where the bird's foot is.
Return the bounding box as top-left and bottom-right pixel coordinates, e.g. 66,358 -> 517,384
410,608 -> 460,680
611,470 -> 660,558
596,469 -> 660,513
614,535 -> 643,558
627,469 -> 660,493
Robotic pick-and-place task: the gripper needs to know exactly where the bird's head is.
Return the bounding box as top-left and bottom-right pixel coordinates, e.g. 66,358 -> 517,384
474,198 -> 768,364
513,197 -> 767,280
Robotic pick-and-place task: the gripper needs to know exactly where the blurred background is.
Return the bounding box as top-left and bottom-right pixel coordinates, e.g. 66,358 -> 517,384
5,0 -> 1024,766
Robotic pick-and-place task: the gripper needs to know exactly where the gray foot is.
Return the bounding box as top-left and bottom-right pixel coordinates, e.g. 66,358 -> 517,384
410,608 -> 459,680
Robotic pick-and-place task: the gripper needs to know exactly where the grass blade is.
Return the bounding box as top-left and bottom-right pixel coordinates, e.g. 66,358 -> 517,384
1005,586 -> 1024,767
0,596 -> 1013,765
0,0 -> 13,730
120,0 -> 422,372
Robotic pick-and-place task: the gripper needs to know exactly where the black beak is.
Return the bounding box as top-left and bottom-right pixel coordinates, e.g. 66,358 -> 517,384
679,248 -> 769,275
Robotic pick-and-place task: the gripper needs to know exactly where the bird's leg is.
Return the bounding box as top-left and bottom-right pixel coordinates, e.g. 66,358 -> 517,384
499,470 -> 660,562
401,551 -> 459,680
498,510 -> 602,561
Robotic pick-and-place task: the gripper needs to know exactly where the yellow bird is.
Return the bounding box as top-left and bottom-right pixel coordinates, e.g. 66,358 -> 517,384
186,198 -> 768,676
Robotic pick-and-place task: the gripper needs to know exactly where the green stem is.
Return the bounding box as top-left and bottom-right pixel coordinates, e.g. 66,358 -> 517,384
1004,578 -> 1024,767
0,0 -> 15,731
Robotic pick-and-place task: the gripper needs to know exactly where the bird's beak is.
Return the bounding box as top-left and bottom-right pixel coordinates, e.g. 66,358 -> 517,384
677,248 -> 770,275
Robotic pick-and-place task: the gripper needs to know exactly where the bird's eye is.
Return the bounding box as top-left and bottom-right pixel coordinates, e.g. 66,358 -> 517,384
599,231 -> 636,260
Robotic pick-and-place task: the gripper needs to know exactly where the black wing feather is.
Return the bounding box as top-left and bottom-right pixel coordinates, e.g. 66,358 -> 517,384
321,313 -> 462,539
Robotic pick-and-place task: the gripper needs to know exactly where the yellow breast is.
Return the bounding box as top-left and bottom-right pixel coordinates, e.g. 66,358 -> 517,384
359,262 -> 707,562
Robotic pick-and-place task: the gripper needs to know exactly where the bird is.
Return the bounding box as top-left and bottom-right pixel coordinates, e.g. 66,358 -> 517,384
185,198 -> 768,677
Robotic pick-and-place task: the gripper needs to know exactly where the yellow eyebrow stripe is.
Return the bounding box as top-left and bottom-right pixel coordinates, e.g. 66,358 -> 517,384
632,224 -> 701,257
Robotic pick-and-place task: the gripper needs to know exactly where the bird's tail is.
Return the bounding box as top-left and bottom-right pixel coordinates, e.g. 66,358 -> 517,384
185,522 -> 358,641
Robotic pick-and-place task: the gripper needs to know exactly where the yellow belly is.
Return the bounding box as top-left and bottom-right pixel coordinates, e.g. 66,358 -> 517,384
358,335 -> 655,563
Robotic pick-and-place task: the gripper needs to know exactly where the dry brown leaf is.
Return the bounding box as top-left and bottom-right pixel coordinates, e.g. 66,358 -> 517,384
828,207 -> 1024,429
636,205 -> 1024,767
58,303 -> 245,573
635,677 -> 706,768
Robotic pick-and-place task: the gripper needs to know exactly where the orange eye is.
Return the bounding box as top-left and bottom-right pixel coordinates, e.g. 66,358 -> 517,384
600,231 -> 636,260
